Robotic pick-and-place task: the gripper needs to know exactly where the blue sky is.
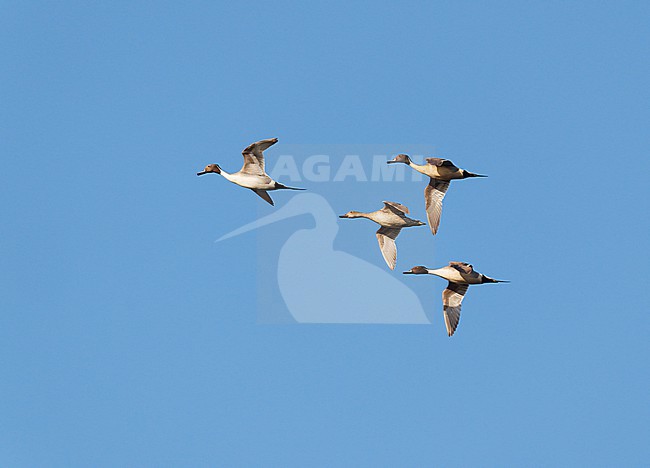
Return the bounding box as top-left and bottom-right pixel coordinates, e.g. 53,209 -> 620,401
2,1 -> 649,466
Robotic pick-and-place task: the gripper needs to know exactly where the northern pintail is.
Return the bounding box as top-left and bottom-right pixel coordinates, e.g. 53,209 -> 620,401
197,138 -> 304,205
404,262 -> 508,336
387,154 -> 485,235
339,201 -> 425,270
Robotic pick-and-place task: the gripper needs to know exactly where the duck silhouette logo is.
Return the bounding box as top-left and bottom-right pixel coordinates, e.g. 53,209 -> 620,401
218,193 -> 430,324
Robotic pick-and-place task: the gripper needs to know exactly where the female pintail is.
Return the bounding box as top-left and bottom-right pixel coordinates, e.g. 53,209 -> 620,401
387,154 -> 486,235
404,262 -> 508,337
197,138 -> 304,206
339,201 -> 425,270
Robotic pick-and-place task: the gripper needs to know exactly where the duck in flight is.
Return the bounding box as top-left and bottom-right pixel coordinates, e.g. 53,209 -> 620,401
404,262 -> 508,336
197,137 -> 304,206
339,201 -> 425,270
387,154 -> 486,235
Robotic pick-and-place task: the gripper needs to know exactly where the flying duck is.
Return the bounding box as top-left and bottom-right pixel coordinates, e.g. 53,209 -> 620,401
339,201 -> 425,270
404,262 -> 508,336
387,154 -> 486,235
197,138 -> 304,205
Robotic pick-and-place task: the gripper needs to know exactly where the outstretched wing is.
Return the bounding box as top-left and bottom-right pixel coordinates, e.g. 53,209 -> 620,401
241,138 -> 278,175
382,201 -> 409,215
426,158 -> 460,177
424,178 -> 450,235
442,282 -> 469,337
250,189 -> 274,206
376,227 -> 401,270
449,262 -> 474,275
426,158 -> 455,167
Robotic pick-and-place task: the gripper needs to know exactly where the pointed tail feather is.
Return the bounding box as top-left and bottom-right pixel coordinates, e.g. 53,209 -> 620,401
483,276 -> 510,283
250,189 -> 274,205
274,182 -> 306,191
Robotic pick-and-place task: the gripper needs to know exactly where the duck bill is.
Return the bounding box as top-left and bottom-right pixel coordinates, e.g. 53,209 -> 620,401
197,171 -> 207,176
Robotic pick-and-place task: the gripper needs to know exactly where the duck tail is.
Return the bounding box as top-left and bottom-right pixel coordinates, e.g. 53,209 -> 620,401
274,182 -> 306,191
463,170 -> 487,178
482,275 -> 510,283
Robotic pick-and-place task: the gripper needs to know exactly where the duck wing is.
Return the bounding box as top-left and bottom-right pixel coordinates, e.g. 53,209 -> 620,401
424,178 -> 450,235
376,227 -> 401,270
442,282 -> 469,337
426,157 -> 455,167
241,138 -> 278,175
250,189 -> 274,206
426,158 -> 460,177
449,262 -> 482,282
381,201 -> 410,215
449,262 -> 474,274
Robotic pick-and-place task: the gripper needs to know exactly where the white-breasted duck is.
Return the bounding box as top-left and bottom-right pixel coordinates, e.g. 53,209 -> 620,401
404,262 -> 508,336
387,154 -> 486,235
197,138 -> 304,205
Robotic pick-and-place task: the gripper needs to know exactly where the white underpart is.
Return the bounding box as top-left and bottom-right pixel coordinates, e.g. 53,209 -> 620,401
222,170 -> 275,190
366,210 -> 411,228
427,266 -> 480,284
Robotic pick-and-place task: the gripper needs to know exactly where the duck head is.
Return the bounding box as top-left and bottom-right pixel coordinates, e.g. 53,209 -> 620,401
197,164 -> 221,176
387,154 -> 411,165
403,266 -> 429,275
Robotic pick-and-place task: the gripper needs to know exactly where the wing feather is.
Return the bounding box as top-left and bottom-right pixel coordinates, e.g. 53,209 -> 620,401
448,262 -> 474,275
376,227 -> 401,270
426,157 -> 455,167
442,282 -> 469,337
241,138 -> 278,175
250,189 -> 274,206
424,179 -> 450,235
382,201 -> 409,215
